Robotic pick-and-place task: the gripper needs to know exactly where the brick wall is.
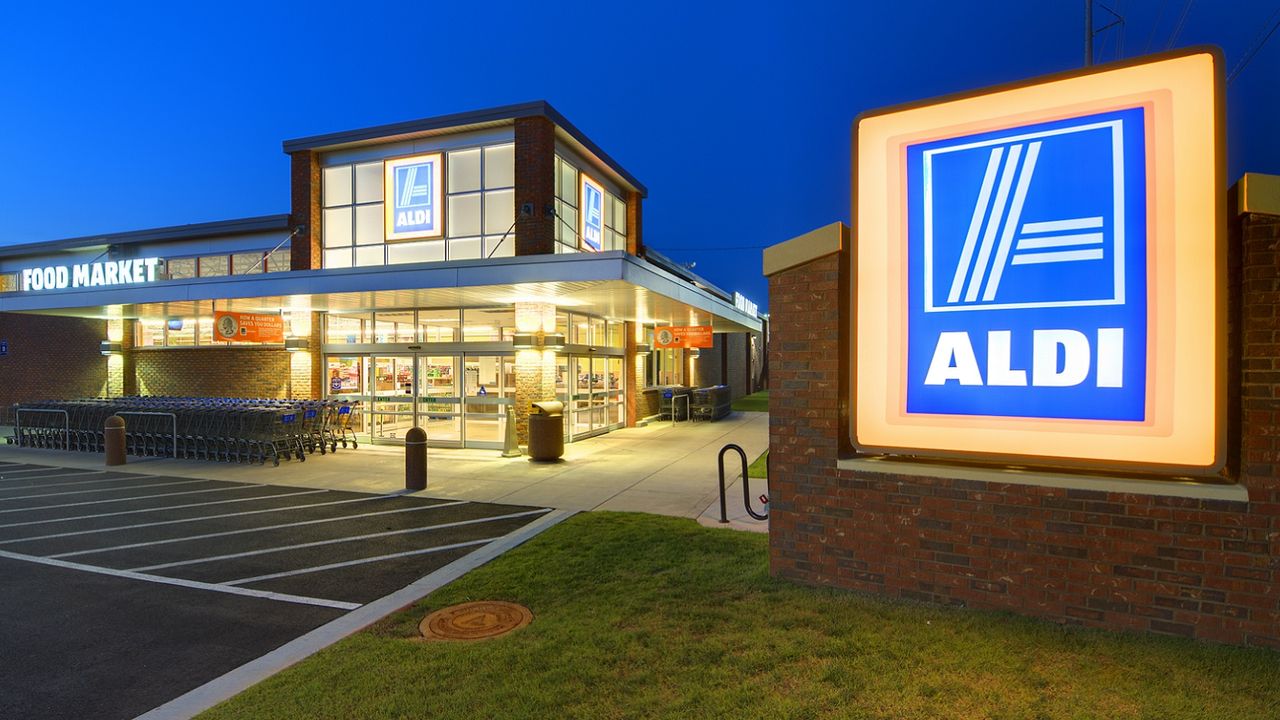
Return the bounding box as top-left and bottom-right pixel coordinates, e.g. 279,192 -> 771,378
135,348 -> 293,398
514,116 -> 556,256
0,314 -> 108,413
289,150 -> 320,270
766,211 -> 1280,649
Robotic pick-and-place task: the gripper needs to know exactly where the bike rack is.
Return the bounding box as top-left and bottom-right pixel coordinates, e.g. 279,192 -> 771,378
717,443 -> 768,522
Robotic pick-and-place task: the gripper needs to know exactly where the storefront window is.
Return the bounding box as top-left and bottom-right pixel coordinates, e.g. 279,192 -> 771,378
606,321 -> 624,349
589,317 -> 606,346
554,155 -> 627,254
374,311 -> 415,343
166,317 -> 196,345
462,308 -> 515,342
198,256 -> 229,277
232,252 -> 265,275
325,312 -> 369,344
136,319 -> 165,347
418,309 -> 459,342
167,258 -> 196,280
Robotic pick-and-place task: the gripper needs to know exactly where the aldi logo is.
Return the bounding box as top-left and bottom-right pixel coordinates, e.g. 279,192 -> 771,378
852,49 -> 1224,472
907,108 -> 1148,421
385,152 -> 444,241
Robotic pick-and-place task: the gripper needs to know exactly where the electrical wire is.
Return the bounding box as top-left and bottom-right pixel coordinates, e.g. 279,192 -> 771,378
1164,0 -> 1195,50
1228,4 -> 1280,84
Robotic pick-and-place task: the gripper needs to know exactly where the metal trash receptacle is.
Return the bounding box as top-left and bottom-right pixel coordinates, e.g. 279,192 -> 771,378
528,400 -> 565,461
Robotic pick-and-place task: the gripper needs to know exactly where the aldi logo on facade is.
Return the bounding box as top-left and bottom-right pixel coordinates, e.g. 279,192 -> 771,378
853,49 -> 1224,472
385,152 -> 444,241
907,108 -> 1147,422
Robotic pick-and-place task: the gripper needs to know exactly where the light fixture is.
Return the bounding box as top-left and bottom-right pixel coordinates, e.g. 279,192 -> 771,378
99,341 -> 122,355
512,333 -> 537,349
543,333 -> 566,350
284,338 -> 310,352
635,343 -> 652,355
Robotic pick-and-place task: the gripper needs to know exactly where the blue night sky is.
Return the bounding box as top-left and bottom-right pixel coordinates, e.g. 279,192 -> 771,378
1,1 -> 1276,311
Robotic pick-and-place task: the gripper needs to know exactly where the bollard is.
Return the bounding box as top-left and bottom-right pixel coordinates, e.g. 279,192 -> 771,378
104,415 -> 126,466
405,426 -> 427,491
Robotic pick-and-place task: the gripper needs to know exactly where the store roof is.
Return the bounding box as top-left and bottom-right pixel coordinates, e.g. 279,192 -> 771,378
0,215 -> 291,260
281,101 -> 647,197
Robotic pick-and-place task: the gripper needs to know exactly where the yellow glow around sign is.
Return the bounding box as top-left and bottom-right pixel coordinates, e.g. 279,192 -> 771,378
852,49 -> 1224,473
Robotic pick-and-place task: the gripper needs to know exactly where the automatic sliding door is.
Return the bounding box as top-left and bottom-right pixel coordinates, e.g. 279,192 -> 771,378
463,355 -> 513,448
417,355 -> 461,446
371,355 -> 415,441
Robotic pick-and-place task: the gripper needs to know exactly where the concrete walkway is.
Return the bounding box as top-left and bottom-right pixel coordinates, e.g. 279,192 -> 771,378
0,413 -> 769,531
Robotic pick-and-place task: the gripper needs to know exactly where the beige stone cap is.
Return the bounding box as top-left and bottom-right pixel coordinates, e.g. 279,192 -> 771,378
763,221 -> 849,276
1237,172 -> 1280,216
837,456 -> 1249,502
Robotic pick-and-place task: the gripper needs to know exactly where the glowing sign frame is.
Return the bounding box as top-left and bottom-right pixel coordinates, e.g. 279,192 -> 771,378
384,152 -> 445,242
852,48 -> 1225,474
580,174 -> 605,252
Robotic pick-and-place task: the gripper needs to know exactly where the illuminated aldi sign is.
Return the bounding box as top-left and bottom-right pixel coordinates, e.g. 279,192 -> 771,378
580,175 -> 605,251
854,49 -> 1224,472
385,152 -> 444,241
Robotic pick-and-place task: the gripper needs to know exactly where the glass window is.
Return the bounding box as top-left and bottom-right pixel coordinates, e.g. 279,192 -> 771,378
354,162 -> 383,204
354,245 -> 384,267
557,159 -> 578,202
483,189 -> 514,235
484,236 -> 514,258
197,314 -> 213,345
589,317 -> 606,346
374,311 -> 416,343
463,308 -> 515,341
449,236 -> 482,261
199,256 -> 228,277
355,205 -> 383,245
136,319 -> 165,346
387,240 -> 445,265
555,312 -> 570,338
571,315 -> 590,345
167,317 -> 195,345
418,309 -> 459,342
448,148 -> 482,193
323,207 -> 353,247
448,194 -> 482,237
323,165 -> 352,207
324,248 -> 353,269
484,143 -> 514,189
166,258 -> 196,280
612,196 -> 627,235
326,313 -> 368,344
606,321 -> 624,348
232,252 -> 264,275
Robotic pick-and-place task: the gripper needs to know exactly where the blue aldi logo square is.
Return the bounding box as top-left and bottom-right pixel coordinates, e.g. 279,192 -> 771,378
904,107 -> 1148,421
394,161 -> 436,233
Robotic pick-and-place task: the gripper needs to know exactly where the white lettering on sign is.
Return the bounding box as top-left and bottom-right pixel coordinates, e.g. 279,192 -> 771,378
734,292 -> 758,318
21,258 -> 162,292
924,328 -> 1124,388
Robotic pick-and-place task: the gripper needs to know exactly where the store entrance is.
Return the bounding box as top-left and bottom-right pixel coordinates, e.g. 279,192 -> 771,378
327,353 -> 513,448
560,354 -> 625,441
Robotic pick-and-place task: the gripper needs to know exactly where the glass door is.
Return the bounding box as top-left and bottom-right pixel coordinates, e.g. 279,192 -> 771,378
463,354 -> 513,448
567,355 -> 625,440
326,356 -> 368,436
371,355 -> 415,441
417,355 -> 461,446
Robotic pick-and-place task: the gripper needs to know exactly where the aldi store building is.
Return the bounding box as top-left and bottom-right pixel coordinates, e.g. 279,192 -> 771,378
0,102 -> 763,448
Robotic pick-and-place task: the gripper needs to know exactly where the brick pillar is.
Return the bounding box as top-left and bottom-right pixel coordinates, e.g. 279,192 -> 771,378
290,150 -> 321,270
515,116 -> 556,256
626,191 -> 643,255
625,321 -> 639,426
514,349 -> 556,444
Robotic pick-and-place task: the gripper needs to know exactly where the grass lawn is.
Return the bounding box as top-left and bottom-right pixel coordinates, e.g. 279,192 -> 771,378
200,513 -> 1280,720
731,389 -> 768,412
748,449 -> 768,478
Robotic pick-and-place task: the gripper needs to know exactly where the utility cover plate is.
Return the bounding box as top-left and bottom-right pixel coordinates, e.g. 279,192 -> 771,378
418,601 -> 532,641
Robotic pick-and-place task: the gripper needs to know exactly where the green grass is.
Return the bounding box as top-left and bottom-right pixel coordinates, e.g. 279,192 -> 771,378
748,449 -> 768,478
732,390 -> 769,412
200,513 -> 1280,720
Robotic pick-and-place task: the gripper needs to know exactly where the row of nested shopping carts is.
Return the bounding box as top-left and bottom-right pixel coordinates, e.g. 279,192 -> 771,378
7,397 -> 362,466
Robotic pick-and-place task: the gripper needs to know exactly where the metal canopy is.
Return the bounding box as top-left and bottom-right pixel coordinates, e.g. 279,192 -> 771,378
0,252 -> 761,334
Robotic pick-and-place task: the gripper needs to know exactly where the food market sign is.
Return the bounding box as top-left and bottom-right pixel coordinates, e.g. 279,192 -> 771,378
853,49 -> 1224,472
22,258 -> 163,292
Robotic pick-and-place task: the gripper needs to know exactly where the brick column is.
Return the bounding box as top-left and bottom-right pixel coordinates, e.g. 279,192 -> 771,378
626,191 -> 644,255
514,349 -> 556,444
515,116 -> 556,256
290,150 -> 321,270
625,321 -> 639,426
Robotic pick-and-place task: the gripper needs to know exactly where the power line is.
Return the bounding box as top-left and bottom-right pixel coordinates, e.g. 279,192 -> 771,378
1164,0 -> 1195,50
1228,4 -> 1280,85
1143,0 -> 1169,53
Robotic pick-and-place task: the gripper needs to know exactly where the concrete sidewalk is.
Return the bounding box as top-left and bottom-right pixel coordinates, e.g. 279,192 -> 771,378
0,413 -> 769,530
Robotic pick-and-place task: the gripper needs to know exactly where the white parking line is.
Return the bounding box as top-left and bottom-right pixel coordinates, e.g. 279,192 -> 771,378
0,469 -> 109,484
224,537 -> 502,586
0,484 -> 256,515
0,472 -> 147,491
49,501 -> 469,558
0,548 -> 359,611
131,509 -> 551,572
0,478 -> 211,502
0,467 -> 80,480
0,489 -> 327,530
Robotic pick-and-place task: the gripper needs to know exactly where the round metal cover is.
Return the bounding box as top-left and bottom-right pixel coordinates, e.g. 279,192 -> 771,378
419,601 -> 532,641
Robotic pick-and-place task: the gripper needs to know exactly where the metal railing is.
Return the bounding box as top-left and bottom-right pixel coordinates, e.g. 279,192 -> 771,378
14,408 -> 69,450
116,411 -> 179,459
717,443 -> 768,522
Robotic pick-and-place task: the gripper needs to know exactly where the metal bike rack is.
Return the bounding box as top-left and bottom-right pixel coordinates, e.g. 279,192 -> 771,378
116,411 -> 179,459
14,408 -> 69,450
717,443 -> 768,522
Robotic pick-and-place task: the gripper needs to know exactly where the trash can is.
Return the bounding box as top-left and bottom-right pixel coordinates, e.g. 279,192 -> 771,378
528,400 -> 564,461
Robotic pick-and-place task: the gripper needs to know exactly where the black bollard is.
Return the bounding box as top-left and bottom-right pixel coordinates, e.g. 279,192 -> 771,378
405,426 -> 427,491
104,415 -> 126,466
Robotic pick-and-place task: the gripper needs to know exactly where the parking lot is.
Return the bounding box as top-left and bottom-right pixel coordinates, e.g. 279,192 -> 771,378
0,460 -> 555,720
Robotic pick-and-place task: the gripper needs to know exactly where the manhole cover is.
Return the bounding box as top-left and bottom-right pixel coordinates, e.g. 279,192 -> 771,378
419,601 -> 532,641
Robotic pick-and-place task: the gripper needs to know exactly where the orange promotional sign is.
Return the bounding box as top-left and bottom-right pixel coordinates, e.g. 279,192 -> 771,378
654,325 -> 713,349
213,311 -> 285,344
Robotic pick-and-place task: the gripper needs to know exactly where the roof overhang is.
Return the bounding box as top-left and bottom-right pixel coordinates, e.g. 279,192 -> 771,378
0,252 -> 760,333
